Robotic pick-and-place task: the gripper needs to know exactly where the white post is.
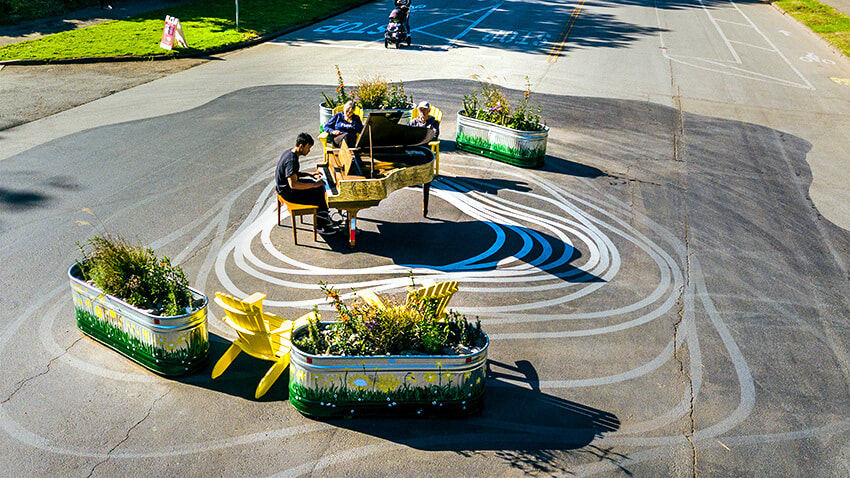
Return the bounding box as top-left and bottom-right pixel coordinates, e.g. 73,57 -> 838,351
235,0 -> 239,29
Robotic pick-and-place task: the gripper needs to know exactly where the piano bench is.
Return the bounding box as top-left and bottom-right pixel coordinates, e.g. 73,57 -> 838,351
277,194 -> 318,245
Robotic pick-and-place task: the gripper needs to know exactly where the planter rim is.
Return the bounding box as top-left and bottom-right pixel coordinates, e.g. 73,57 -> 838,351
68,261 -> 208,321
290,321 -> 489,361
456,111 -> 549,134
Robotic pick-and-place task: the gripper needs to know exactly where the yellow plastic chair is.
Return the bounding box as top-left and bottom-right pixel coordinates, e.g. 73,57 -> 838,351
409,105 -> 443,175
212,292 -> 318,399
357,279 -> 458,320
319,105 -> 364,161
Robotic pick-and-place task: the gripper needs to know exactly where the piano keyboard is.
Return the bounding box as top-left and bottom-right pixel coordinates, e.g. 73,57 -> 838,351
317,165 -> 338,197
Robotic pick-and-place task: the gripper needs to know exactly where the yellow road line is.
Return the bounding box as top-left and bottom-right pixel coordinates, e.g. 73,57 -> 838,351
547,0 -> 586,63
830,77 -> 850,85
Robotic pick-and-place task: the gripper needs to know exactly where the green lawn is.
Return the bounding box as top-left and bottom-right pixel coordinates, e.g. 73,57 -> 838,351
0,0 -> 367,61
775,0 -> 850,56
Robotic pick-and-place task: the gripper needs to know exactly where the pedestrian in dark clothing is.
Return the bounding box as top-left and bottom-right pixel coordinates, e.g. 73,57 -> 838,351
324,100 -> 363,148
276,133 -> 338,235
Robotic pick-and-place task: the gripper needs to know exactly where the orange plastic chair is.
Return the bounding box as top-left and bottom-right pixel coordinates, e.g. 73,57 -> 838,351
277,194 -> 317,245
409,105 -> 443,174
357,279 -> 458,320
212,292 -> 317,399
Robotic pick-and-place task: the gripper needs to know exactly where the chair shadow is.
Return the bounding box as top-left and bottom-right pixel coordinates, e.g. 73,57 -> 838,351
174,332 -> 291,402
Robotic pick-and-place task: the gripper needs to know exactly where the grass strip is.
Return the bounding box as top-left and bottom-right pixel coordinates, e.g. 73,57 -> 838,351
0,0 -> 367,61
775,0 -> 850,56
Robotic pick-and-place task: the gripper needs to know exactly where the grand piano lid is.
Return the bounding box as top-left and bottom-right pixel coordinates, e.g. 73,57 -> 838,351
354,112 -> 437,149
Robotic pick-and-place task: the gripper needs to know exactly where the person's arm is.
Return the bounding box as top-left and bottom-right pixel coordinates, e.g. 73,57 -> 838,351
324,113 -> 340,135
287,173 -> 324,190
353,115 -> 363,134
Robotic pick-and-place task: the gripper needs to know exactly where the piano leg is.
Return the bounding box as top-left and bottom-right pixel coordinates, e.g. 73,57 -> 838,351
422,182 -> 431,217
347,210 -> 357,247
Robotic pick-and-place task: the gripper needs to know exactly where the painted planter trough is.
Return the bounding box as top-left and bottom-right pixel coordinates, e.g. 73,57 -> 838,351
68,263 -> 209,376
289,323 -> 489,418
455,112 -> 549,168
319,103 -> 334,134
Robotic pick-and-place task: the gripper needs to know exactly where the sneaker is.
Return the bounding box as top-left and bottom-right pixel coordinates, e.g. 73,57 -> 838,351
318,211 -> 344,228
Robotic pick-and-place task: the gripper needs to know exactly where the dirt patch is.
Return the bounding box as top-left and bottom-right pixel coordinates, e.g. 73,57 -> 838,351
0,57 -> 206,130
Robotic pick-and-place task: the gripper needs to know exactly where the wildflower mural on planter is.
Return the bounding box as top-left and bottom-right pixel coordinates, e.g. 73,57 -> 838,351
70,222 -> 208,376
288,282 -> 488,417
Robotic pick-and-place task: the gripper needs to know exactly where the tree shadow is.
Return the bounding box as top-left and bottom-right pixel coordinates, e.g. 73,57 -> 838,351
0,187 -> 50,211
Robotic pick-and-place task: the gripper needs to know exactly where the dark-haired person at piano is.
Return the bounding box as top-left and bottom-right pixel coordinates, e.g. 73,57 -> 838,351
410,101 -> 439,138
324,100 -> 363,148
276,133 -> 339,235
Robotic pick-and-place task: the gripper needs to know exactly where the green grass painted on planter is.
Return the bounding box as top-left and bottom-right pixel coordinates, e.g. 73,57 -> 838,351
289,368 -> 486,417
456,131 -> 546,168
76,308 -> 208,375
0,0 -> 367,61
775,0 -> 850,56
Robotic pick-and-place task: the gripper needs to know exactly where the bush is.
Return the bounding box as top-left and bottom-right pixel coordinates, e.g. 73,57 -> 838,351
0,0 -> 97,24
293,282 -> 485,356
460,77 -> 545,131
76,234 -> 195,316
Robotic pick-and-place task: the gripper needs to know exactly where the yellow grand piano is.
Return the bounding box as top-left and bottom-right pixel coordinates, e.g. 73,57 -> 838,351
318,112 -> 437,247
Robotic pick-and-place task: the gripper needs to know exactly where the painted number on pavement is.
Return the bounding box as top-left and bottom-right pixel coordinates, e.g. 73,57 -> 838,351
800,52 -> 835,64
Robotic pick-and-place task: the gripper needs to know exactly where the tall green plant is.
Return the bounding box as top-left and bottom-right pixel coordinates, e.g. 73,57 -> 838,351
76,233 -> 193,316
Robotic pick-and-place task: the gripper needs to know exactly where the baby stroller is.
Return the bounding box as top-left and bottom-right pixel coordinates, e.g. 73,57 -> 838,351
385,0 -> 411,48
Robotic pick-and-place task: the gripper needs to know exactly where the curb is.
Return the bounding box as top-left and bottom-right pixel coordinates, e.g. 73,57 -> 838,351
762,0 -> 850,65
0,0 -> 373,66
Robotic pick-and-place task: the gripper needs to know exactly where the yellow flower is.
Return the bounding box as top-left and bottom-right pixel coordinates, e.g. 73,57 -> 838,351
297,370 -> 306,381
476,377 -> 481,384
436,361 -> 443,367
406,374 -> 418,383
375,374 -> 402,392
424,372 -> 438,383
347,374 -> 371,390
443,371 -> 453,380
464,372 -> 471,379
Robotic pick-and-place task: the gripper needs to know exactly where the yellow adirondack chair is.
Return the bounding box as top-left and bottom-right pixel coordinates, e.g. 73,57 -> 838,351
319,104 -> 364,161
357,279 -> 458,320
212,292 -> 317,399
409,105 -> 443,175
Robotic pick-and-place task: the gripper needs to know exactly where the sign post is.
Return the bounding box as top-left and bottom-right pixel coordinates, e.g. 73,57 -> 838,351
235,0 -> 240,29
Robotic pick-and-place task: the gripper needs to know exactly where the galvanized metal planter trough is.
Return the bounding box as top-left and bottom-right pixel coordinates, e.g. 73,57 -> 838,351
288,323 -> 489,418
68,263 -> 209,376
455,112 -> 549,168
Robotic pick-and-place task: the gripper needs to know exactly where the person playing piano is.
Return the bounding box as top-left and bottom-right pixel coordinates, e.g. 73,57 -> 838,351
409,101 -> 439,138
324,100 -> 363,149
276,133 -> 339,235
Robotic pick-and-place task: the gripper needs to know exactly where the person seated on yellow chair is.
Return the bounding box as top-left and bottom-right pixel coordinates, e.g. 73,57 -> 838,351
324,100 -> 363,148
410,101 -> 439,138
275,133 -> 339,235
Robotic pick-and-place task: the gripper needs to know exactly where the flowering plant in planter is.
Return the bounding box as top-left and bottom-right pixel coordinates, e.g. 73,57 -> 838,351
294,283 -> 485,356
353,75 -> 414,110
460,77 -> 544,131
288,282 -> 489,417
320,65 -> 354,109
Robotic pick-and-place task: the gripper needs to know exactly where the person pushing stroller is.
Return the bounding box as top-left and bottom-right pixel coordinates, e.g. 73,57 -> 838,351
385,0 -> 412,48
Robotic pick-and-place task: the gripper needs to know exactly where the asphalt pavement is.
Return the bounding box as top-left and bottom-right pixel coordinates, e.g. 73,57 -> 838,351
1,0 -> 850,476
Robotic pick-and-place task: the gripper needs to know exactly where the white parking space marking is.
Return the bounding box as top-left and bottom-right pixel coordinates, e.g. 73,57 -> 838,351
656,0 -> 815,89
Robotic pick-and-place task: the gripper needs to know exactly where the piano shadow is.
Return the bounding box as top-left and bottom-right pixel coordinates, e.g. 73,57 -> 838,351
319,359 -> 623,457
319,216 -> 604,284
